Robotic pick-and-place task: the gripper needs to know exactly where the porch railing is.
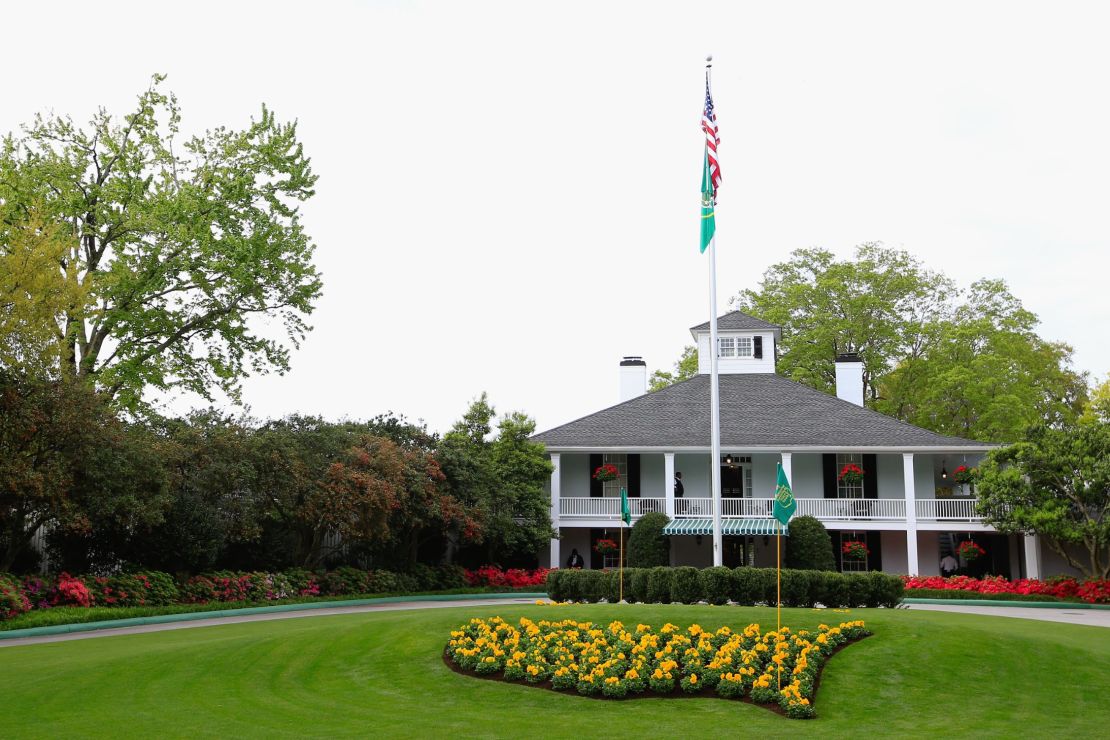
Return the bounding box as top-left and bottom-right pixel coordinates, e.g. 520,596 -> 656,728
916,498 -> 981,522
559,497 -> 666,518
560,496 -> 984,523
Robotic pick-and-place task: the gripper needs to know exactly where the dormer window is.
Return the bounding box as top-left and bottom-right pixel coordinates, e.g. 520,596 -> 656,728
718,336 -> 753,358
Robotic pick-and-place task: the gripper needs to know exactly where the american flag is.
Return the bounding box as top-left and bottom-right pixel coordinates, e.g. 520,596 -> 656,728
703,80 -> 721,195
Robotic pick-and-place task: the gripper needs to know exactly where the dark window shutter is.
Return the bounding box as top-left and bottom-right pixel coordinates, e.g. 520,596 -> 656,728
866,530 -> 883,572
628,454 -> 641,497
832,530 -> 842,571
589,528 -> 602,569
863,454 -> 878,499
823,454 -> 837,498
753,336 -> 763,359
589,454 -> 602,497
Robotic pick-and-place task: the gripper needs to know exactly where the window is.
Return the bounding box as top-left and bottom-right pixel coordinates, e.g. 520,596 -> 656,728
840,532 -> 868,572
718,336 -> 753,358
836,453 -> 864,499
722,455 -> 753,497
602,453 -> 627,497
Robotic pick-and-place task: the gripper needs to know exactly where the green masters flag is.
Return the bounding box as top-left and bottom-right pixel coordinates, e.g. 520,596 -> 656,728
620,487 -> 631,526
700,152 -> 716,254
772,463 -> 796,527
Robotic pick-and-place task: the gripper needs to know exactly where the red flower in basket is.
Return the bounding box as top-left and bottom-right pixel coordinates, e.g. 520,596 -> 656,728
956,540 -> 986,561
952,466 -> 978,485
593,464 -> 620,482
838,463 -> 865,485
842,540 -> 869,560
594,538 -> 619,555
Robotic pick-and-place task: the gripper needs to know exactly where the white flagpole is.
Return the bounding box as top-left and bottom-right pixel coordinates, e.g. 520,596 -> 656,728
706,56 -> 723,568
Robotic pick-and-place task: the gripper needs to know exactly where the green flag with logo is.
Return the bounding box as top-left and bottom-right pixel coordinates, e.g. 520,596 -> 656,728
700,152 -> 716,253
620,487 -> 631,526
772,463 -> 796,527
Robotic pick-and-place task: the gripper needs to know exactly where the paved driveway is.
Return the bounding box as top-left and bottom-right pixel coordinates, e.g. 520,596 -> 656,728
905,602 -> 1110,628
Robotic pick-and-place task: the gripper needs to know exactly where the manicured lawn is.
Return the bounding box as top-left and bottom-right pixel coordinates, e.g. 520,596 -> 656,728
2,604 -> 1108,738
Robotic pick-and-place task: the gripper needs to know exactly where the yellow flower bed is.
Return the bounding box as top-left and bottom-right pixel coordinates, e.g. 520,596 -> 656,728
446,617 -> 870,718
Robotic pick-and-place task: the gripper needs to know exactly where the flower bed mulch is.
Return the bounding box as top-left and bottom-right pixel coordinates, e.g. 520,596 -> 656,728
443,615 -> 871,719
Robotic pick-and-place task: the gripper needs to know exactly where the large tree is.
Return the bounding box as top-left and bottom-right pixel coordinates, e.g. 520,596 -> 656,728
0,76 -> 321,408
977,421 -> 1110,579
876,280 -> 1087,442
733,243 -> 953,401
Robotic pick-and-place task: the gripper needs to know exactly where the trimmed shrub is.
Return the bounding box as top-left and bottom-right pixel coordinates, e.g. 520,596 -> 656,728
730,567 -> 764,606
606,568 -> 637,603
784,516 -> 836,572
580,570 -> 608,603
647,567 -> 674,603
627,512 -> 671,567
322,566 -> 371,596
670,566 -> 703,604
779,569 -> 815,608
545,569 -> 568,601
845,573 -> 871,607
699,566 -> 732,605
819,571 -> 850,607
904,588 -> 1064,603
282,569 -> 321,597
630,568 -> 652,603
867,571 -> 904,608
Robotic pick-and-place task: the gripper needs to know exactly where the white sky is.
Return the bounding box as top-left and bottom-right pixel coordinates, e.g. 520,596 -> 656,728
3,1 -> 1108,434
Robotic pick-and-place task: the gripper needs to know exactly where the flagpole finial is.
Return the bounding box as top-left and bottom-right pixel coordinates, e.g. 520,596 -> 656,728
705,54 -> 713,66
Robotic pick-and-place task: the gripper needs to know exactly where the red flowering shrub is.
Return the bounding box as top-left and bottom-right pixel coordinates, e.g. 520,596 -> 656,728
593,464 -> 620,481
902,575 -> 1110,604
52,573 -> 92,607
1,574 -> 31,620
463,566 -> 551,589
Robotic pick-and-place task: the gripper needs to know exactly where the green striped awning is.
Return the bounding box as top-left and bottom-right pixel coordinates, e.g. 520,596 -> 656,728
662,518 -> 789,537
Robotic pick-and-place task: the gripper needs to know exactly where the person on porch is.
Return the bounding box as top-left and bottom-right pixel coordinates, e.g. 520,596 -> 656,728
566,549 -> 585,569
674,471 -> 684,498
940,553 -> 959,577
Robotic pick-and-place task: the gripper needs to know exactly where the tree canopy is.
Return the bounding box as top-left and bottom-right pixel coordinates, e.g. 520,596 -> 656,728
652,244 -> 1088,442
0,75 -> 321,409
977,420 -> 1110,579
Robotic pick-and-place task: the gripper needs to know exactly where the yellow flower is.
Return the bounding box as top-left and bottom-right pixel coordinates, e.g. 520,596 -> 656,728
690,674 -> 698,684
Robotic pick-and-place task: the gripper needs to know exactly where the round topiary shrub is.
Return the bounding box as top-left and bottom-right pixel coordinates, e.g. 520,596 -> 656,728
670,566 -> 703,604
784,515 -> 836,572
627,512 -> 671,568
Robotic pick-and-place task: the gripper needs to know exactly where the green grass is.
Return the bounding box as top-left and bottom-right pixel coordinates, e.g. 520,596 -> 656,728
0,587 -> 539,631
2,604 -> 1108,738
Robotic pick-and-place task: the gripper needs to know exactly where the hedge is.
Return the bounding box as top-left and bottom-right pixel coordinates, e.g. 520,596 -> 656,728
904,588 -> 1073,603
544,566 -> 904,608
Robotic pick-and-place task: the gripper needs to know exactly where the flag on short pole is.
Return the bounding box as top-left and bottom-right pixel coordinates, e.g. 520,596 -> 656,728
620,486 -> 631,526
772,463 -> 796,526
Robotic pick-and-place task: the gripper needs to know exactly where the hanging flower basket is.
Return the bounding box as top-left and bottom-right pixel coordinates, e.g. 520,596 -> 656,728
842,540 -> 869,560
838,463 -> 865,485
593,464 -> 620,482
594,538 -> 618,556
956,540 -> 986,561
952,466 -> 978,485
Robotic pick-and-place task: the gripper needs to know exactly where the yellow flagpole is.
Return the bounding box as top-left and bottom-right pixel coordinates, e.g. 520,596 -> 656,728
776,520 -> 782,689
619,525 -> 624,603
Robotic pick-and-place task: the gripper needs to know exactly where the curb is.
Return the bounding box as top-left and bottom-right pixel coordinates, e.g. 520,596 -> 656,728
903,597 -> 1110,610
0,592 -> 549,641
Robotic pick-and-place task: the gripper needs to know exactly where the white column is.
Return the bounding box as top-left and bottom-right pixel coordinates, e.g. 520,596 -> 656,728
780,451 -> 793,487
549,453 -> 561,569
1023,534 -> 1041,579
664,452 -> 676,518
903,453 -> 919,576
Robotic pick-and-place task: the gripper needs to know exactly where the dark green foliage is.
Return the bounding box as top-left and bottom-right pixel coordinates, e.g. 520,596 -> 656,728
606,568 -> 637,603
670,566 -> 703,604
785,516 -> 836,571
730,567 -> 765,606
904,588 -> 1066,603
627,512 -> 671,568
580,570 -> 608,603
630,568 -> 652,603
846,573 -> 871,607
867,571 -> 904,608
779,569 -> 815,607
647,567 -> 674,603
545,569 -> 568,601
699,566 -> 732,605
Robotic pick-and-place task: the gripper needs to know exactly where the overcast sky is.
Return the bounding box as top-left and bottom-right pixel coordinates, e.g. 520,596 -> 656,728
3,1 -> 1108,434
